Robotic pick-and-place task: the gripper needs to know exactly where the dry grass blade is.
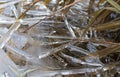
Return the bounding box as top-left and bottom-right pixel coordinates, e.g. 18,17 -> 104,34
98,0 -> 105,4
18,0 -> 40,19
81,45 -> 120,60
81,9 -> 104,38
104,7 -> 120,13
107,0 -> 120,11
44,0 -> 51,6
94,20 -> 120,31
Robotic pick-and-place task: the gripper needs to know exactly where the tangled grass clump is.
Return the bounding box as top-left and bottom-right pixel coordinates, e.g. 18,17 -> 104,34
0,0 -> 120,77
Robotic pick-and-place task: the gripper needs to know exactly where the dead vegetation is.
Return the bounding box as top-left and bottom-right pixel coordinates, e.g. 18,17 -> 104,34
0,0 -> 120,77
